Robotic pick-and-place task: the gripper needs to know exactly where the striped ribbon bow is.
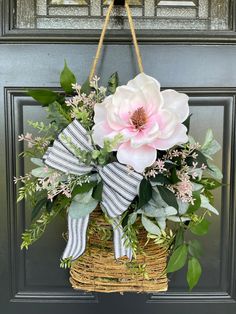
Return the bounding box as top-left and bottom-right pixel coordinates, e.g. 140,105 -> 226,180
43,119 -> 143,261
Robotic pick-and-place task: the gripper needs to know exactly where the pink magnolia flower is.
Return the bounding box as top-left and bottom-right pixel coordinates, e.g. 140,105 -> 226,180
92,73 -> 189,173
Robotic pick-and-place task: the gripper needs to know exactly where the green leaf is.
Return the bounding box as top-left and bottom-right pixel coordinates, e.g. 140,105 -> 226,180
200,178 -> 222,190
201,129 -> 221,158
72,182 -> 97,198
68,196 -> 98,219
187,191 -> 201,214
157,186 -> 179,210
200,195 -> 219,215
107,72 -> 119,94
207,163 -> 223,180
30,158 -> 44,167
46,199 -> 54,212
204,189 -> 214,205
188,240 -> 203,258
81,77 -> 91,95
47,101 -> 71,128
183,114 -> 192,134
128,212 -> 138,225
150,174 -> 171,185
31,198 -> 47,221
187,257 -> 202,290
195,150 -> 209,168
138,179 -> 153,208
167,244 -> 188,273
170,167 -> 180,184
27,89 -> 58,106
190,218 -> 210,236
92,181 -> 103,201
60,61 -> 76,94
173,227 -> 184,250
31,166 -> 54,178
141,215 -> 161,235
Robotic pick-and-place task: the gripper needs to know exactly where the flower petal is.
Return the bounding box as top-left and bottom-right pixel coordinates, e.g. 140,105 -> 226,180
151,124 -> 188,150
94,99 -> 108,125
161,89 -> 189,123
117,141 -> 157,173
156,109 -> 177,139
127,73 -> 163,113
127,73 -> 161,91
92,121 -> 118,148
130,123 -> 160,148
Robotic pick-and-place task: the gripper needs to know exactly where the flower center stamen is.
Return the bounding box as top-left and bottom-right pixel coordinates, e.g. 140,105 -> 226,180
131,107 -> 147,130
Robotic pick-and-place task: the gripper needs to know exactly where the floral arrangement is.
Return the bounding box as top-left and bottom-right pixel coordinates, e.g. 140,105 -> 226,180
15,62 -> 222,291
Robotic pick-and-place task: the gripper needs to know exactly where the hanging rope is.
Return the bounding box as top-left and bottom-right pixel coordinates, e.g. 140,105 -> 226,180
89,0 -> 144,80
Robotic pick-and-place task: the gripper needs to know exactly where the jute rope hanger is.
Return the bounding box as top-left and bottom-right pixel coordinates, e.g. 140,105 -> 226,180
89,0 -> 144,81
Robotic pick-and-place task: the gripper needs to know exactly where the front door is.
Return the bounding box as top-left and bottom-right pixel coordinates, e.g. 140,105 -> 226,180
0,1 -> 236,313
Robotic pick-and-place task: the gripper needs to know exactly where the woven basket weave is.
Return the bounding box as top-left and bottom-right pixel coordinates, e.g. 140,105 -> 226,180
70,209 -> 168,293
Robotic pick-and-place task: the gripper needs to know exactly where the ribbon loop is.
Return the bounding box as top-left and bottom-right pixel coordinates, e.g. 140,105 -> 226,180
43,119 -> 143,261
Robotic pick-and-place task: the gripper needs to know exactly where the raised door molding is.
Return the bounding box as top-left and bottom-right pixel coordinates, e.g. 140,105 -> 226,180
4,87 -> 236,303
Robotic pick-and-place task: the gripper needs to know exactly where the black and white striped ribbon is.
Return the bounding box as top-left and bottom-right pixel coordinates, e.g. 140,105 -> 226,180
43,119 -> 143,261
62,215 -> 89,260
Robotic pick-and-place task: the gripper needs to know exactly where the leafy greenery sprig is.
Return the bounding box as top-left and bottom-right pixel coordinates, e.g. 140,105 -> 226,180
15,62 -> 222,291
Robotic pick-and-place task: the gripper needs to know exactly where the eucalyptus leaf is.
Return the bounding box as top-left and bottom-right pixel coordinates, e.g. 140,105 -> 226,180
69,190 -> 98,219
201,129 -> 221,158
60,61 -> 76,94
192,182 -> 203,191
31,166 -> 53,178
156,217 -> 166,230
128,212 -> 137,225
167,216 -> 190,223
200,194 -> 219,215
141,215 -> 161,235
167,244 -> 188,273
68,197 -> 98,219
140,205 -> 159,217
207,163 -> 223,180
152,188 -> 168,207
74,190 -> 93,204
177,199 -> 189,215
30,158 -> 44,167
187,257 -> 202,290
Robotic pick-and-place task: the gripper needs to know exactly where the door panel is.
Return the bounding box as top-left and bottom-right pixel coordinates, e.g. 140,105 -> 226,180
1,0 -> 236,313
0,44 -> 236,314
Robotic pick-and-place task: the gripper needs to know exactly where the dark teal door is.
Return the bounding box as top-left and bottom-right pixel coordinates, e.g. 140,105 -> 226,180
0,1 -> 236,313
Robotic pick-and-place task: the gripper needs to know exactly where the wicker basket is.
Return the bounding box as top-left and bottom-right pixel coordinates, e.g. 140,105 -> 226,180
70,209 -> 168,293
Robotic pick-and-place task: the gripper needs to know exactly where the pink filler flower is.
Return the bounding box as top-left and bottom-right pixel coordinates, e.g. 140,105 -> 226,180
92,73 -> 189,173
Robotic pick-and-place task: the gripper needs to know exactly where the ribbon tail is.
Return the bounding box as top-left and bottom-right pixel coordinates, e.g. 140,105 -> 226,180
112,218 -> 132,260
62,214 -> 89,261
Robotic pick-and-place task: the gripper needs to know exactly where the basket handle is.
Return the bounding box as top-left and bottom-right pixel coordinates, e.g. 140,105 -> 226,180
89,0 -> 144,81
